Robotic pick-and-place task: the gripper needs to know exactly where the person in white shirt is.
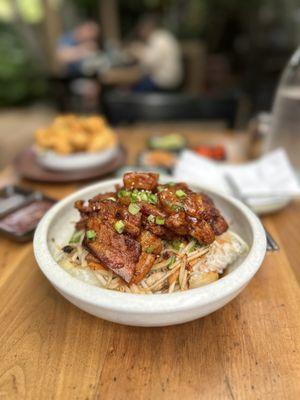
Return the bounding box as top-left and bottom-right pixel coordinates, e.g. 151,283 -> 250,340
129,15 -> 183,92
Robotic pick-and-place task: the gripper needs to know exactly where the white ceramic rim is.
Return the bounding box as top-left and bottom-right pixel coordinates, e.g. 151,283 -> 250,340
35,145 -> 118,171
33,178 -> 266,314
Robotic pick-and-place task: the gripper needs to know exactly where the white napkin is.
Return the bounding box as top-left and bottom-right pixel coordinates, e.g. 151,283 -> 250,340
173,148 -> 300,208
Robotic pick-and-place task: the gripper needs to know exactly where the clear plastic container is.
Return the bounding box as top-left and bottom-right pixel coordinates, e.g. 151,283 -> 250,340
267,47 -> 300,171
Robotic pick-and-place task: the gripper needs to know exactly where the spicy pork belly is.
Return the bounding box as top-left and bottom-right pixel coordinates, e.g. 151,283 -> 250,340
73,172 -> 228,284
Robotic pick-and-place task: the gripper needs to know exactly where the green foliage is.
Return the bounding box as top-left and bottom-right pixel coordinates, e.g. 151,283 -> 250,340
70,0 -> 98,17
0,24 -> 47,106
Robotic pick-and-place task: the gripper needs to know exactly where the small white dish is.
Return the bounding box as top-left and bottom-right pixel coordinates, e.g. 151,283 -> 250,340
251,197 -> 290,215
33,178 -> 266,327
35,145 -> 119,171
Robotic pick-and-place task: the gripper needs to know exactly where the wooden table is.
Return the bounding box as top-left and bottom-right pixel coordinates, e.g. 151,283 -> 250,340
0,124 -> 299,399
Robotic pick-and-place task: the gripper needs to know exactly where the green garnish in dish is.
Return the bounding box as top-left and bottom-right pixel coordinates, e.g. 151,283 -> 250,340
156,216 -> 165,225
149,134 -> 185,151
189,241 -> 199,253
114,220 -> 125,234
172,240 -> 183,251
175,189 -> 186,198
167,255 -> 176,268
118,189 -> 130,198
130,189 -> 151,203
157,185 -> 164,192
86,230 -> 96,240
140,192 -> 149,202
120,189 -> 159,205
171,203 -> 185,212
149,194 -> 158,204
69,230 -> 83,243
145,245 -> 154,254
147,214 -> 155,223
107,197 -> 116,202
130,191 -> 139,202
128,203 -> 140,215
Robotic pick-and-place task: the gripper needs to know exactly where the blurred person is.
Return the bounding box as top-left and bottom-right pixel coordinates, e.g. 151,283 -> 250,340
55,21 -> 101,113
56,21 -> 100,77
129,14 -> 183,92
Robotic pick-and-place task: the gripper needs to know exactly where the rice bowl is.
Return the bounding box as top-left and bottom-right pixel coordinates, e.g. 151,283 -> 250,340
33,178 -> 266,326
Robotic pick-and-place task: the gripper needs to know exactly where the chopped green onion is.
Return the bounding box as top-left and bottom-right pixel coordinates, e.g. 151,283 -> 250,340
130,192 -> 139,202
114,220 -> 125,234
69,230 -> 83,243
107,197 -> 116,202
128,203 -> 140,215
167,182 -> 175,186
156,216 -> 165,225
172,240 -> 182,251
86,230 -> 96,240
145,245 -> 154,254
157,185 -> 164,192
167,255 -> 176,268
118,189 -> 130,198
189,241 -> 199,253
171,203 -> 184,212
149,194 -> 158,204
175,189 -> 186,198
147,214 -> 155,223
140,192 -> 148,202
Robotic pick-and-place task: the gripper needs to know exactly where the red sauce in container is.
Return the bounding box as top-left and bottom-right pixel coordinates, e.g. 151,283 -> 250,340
0,200 -> 53,235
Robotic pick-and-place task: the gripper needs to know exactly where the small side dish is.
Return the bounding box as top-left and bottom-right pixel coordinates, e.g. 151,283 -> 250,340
193,145 -> 226,161
0,187 -> 55,241
0,186 -> 31,217
139,150 -> 177,170
57,172 -> 247,294
35,114 -> 117,155
148,134 -> 186,152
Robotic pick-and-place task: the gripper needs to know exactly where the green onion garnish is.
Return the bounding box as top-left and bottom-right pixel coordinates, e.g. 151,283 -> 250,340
149,194 -> 158,204
114,220 -> 125,233
171,204 -> 184,212
175,189 -> 186,198
69,230 -> 83,243
130,192 -> 139,202
107,197 -> 116,202
172,240 -> 182,251
156,216 -> 165,225
118,189 -> 130,198
189,241 -> 199,252
167,255 -> 176,268
145,245 -> 154,254
167,182 -> 175,186
140,192 -> 148,202
147,214 -> 155,223
86,230 -> 96,240
157,185 -> 164,192
128,203 -> 140,215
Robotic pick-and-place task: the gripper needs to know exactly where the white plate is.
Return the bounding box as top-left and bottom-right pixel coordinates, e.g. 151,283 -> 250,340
35,145 -> 119,171
33,178 -> 266,327
252,197 -> 290,215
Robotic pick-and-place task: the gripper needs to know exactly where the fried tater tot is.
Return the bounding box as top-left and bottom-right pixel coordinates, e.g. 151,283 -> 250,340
35,115 -> 117,154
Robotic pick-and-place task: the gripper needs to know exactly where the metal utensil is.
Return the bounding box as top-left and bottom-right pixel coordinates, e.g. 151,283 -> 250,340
224,174 -> 279,251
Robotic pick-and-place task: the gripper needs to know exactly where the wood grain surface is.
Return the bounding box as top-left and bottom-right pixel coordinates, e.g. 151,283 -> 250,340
0,124 -> 299,400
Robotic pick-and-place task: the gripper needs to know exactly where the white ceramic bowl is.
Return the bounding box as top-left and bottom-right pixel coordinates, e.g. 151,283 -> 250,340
35,145 -> 119,171
33,179 -> 266,327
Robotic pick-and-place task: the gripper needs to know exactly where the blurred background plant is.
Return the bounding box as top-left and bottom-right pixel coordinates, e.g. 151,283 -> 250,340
0,23 -> 47,106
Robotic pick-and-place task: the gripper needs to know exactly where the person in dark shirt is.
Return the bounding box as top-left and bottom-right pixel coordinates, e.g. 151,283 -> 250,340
55,21 -> 101,112
56,21 -> 100,77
